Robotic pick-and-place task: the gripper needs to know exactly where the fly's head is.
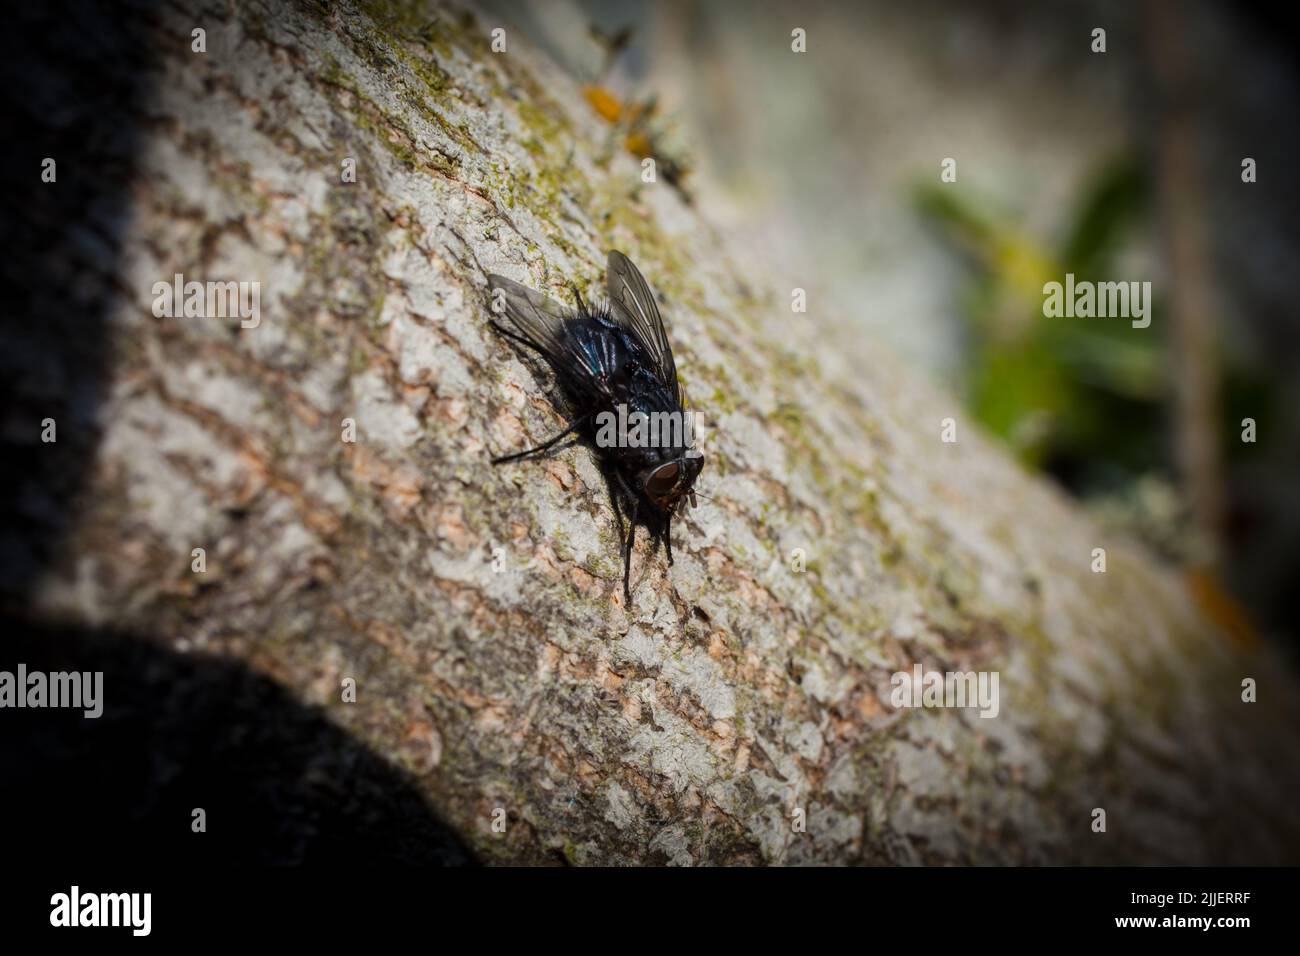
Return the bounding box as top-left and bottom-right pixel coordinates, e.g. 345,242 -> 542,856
640,452 -> 704,513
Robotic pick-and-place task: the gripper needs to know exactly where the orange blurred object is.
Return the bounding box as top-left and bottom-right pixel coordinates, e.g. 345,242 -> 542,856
1186,566 -> 1259,649
583,85 -> 622,123
624,131 -> 653,159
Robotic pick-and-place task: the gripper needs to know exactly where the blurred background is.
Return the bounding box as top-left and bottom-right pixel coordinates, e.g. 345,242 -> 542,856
483,0 -> 1300,657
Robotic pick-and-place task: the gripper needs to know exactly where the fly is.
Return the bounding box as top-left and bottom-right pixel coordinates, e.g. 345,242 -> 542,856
487,251 -> 704,601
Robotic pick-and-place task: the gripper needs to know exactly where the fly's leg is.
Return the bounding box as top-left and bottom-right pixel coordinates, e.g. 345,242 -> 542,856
623,502 -> 638,602
664,512 -> 674,566
492,409 -> 594,464
490,319 -> 583,463
603,470 -> 626,545
492,418 -> 582,464
489,320 -> 541,354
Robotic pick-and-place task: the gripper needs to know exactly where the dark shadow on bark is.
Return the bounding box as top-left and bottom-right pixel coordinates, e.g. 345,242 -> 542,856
0,0 -> 158,599
1,616 -> 478,865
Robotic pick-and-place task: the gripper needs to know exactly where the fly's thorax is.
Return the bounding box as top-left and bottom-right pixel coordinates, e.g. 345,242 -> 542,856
592,393 -> 696,455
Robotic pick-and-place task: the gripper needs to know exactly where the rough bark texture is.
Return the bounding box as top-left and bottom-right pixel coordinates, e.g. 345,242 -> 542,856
6,0 -> 1298,865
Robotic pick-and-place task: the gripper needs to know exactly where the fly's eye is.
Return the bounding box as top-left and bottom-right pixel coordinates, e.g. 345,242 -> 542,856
645,462 -> 679,498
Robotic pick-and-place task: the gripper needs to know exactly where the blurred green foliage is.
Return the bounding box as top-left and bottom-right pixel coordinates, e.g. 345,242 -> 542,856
915,159 -> 1171,494
915,158 -> 1278,565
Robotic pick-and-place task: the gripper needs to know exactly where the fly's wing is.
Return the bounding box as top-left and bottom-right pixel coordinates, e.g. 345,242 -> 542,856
605,251 -> 679,403
487,274 -> 610,402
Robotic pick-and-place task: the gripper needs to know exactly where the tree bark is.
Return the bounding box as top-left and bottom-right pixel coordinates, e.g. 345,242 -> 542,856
6,0 -> 1298,865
